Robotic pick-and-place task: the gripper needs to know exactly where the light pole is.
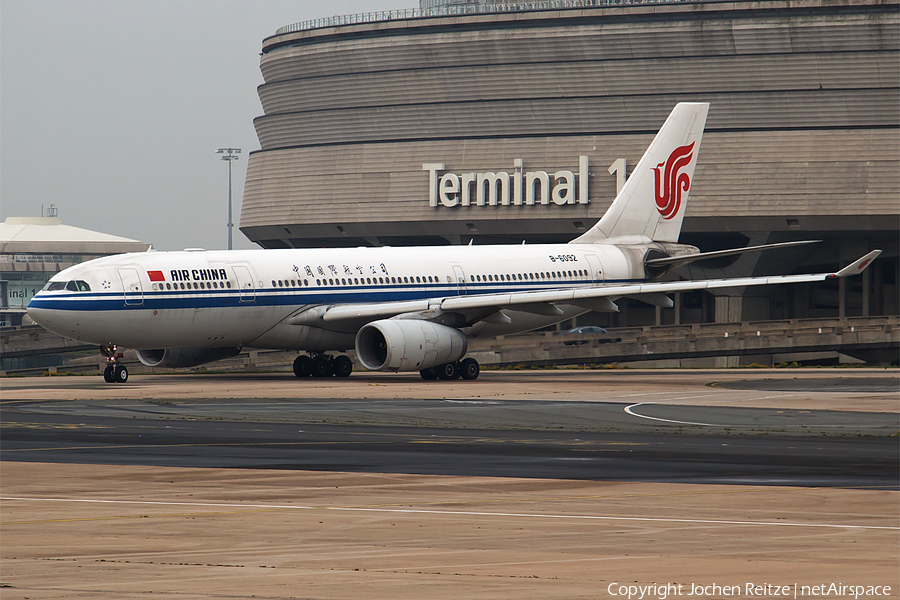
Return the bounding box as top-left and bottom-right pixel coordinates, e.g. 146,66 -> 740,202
216,147 -> 241,250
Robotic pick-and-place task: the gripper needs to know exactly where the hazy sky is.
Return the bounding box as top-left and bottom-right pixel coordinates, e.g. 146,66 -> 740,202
1,0 -> 416,250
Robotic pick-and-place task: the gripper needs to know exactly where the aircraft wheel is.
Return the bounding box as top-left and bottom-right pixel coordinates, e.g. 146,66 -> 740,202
333,355 -> 353,378
114,365 -> 129,383
293,355 -> 311,378
459,358 -> 480,380
436,362 -> 460,381
311,355 -> 331,378
103,365 -> 115,383
420,367 -> 438,380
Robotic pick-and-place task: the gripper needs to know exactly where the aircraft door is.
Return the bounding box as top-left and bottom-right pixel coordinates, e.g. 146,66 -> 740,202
452,265 -> 467,296
117,268 -> 143,306
585,254 -> 604,284
232,265 -> 256,302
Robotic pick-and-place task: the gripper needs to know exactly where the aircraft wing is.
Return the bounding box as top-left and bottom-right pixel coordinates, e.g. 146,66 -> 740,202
319,250 -> 881,324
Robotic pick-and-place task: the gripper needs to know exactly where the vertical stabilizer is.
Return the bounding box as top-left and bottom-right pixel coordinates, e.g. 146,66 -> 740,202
570,102 -> 709,244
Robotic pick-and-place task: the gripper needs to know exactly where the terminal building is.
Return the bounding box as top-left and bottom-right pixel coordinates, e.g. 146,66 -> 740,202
241,0 -> 899,330
0,216 -> 148,327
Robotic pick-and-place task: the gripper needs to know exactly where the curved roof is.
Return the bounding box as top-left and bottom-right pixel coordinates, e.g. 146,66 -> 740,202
0,217 -> 149,255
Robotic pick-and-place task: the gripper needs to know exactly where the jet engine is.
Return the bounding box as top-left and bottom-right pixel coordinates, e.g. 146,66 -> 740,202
355,319 -> 467,372
135,347 -> 241,369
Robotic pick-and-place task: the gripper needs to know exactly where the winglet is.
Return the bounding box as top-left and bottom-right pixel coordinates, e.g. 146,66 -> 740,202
831,250 -> 882,278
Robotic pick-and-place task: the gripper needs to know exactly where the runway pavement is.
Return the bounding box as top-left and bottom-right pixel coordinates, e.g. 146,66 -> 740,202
1,370 -> 898,488
1,369 -> 898,599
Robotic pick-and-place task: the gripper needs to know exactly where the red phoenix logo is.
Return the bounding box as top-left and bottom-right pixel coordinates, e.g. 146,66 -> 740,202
654,142 -> 695,220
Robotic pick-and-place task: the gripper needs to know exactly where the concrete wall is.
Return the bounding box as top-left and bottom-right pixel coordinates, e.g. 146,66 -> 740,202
240,0 -> 899,327
243,0 -> 898,249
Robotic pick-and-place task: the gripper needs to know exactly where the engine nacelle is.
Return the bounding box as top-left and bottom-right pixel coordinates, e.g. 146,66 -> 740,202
135,347 -> 241,369
355,319 -> 467,372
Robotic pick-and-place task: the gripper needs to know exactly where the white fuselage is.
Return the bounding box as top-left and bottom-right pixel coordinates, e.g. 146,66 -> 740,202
27,242 -> 646,351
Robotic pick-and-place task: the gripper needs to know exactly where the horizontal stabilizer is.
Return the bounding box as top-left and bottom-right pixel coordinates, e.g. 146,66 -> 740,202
646,240 -> 822,270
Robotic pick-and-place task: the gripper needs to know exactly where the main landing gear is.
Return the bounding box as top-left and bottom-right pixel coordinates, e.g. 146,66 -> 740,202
419,357 -> 480,381
293,353 -> 353,378
100,344 -> 128,384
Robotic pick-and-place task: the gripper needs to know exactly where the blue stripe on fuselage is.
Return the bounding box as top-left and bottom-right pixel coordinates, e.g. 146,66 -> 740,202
27,279 -> 642,313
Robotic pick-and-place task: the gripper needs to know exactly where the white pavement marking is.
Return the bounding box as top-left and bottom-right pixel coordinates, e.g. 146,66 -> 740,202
2,496 -> 897,531
624,403 -> 719,426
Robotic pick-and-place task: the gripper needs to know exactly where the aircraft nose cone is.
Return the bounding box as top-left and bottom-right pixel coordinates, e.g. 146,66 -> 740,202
26,302 -> 54,329
26,297 -> 73,338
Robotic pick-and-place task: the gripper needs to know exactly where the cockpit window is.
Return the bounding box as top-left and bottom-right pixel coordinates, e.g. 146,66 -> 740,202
45,280 -> 91,292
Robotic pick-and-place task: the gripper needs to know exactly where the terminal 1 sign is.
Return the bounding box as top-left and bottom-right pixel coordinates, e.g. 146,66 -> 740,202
424,156 -> 590,208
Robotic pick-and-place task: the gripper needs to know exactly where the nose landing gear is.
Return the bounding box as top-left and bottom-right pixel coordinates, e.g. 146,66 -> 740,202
101,344 -> 128,383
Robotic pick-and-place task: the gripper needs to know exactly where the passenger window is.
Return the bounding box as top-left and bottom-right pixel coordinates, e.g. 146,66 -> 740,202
342,278 -> 346,285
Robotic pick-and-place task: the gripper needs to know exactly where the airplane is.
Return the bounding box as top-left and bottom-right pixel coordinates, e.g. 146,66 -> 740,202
26,102 -> 881,383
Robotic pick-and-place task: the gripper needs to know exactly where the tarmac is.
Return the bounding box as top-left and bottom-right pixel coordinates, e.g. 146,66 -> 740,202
1,369 -> 898,599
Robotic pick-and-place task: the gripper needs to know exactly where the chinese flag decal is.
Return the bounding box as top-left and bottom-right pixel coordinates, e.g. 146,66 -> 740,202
147,270 -> 165,282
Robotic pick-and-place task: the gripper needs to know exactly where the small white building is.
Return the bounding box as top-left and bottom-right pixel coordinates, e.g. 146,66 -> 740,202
0,217 -> 149,326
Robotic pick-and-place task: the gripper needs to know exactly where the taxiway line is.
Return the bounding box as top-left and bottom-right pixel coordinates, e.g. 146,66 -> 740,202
3,496 -> 897,531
